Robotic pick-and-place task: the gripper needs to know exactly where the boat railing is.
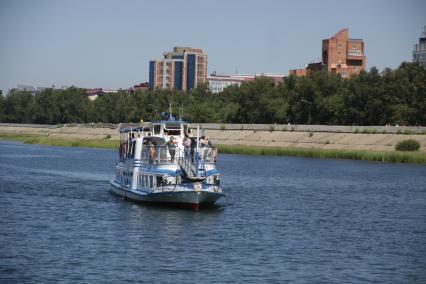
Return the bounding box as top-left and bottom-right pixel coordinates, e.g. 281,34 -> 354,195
140,146 -> 179,165
137,145 -> 217,165
119,140 -> 136,161
177,148 -> 207,180
198,145 -> 217,164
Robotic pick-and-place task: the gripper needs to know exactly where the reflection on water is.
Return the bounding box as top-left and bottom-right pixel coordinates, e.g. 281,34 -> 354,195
1,140 -> 426,283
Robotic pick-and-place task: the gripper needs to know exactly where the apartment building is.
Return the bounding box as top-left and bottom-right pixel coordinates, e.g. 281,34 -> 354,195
149,47 -> 207,91
413,25 -> 426,68
290,28 -> 366,78
322,28 -> 365,78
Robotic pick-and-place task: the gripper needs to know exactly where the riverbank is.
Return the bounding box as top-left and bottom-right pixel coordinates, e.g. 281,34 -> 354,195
0,133 -> 117,149
1,132 -> 425,164
216,145 -> 426,164
1,122 -> 426,152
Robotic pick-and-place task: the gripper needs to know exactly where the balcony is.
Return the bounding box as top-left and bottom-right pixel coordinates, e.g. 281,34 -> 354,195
347,50 -> 363,57
414,43 -> 426,52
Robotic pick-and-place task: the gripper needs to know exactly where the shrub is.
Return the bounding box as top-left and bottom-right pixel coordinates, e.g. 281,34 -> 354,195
361,128 -> 377,134
220,124 -> 226,131
354,128 -> 359,134
309,132 -> 314,137
395,139 -> 421,151
269,125 -> 275,132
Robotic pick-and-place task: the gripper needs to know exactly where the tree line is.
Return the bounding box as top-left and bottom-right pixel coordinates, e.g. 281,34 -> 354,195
0,62 -> 425,126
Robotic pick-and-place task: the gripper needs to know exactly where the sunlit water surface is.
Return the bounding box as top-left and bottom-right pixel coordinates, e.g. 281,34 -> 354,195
1,140 -> 426,283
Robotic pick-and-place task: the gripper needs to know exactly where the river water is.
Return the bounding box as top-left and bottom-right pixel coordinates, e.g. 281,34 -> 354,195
0,140 -> 426,283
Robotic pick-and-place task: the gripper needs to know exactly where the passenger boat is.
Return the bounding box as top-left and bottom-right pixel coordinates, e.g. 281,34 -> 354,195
109,116 -> 224,210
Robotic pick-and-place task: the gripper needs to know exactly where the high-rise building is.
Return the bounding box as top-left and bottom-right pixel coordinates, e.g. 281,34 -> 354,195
413,25 -> 426,68
289,28 -> 366,78
149,47 -> 207,91
322,28 -> 365,78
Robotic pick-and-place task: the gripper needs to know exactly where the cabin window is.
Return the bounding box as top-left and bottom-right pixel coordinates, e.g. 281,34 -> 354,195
164,124 -> 181,136
156,176 -> 163,186
149,175 -> 154,188
137,173 -> 140,188
139,174 -> 144,189
165,129 -> 180,136
154,125 -> 161,135
130,141 -> 136,158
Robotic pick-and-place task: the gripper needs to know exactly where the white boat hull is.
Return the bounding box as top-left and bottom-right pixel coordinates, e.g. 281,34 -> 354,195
109,180 -> 223,209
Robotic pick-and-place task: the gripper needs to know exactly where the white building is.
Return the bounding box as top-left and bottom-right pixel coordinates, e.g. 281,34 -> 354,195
207,73 -> 254,93
207,72 -> 286,93
86,88 -> 117,101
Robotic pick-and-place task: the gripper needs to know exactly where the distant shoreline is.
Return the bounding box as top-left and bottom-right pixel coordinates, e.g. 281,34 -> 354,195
1,132 -> 425,165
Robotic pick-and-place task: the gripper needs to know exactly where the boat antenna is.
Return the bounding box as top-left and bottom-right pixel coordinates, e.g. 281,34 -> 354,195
169,100 -> 172,121
179,103 -> 183,121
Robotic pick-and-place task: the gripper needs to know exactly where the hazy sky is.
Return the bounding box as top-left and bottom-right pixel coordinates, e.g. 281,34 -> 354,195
0,0 -> 425,93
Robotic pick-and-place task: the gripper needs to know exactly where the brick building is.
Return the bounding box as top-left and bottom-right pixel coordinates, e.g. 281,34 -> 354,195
290,28 -> 366,78
128,82 -> 150,94
322,28 -> 365,78
149,47 -> 207,91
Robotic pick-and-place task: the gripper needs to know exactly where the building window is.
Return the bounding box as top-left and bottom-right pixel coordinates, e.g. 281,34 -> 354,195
337,43 -> 343,49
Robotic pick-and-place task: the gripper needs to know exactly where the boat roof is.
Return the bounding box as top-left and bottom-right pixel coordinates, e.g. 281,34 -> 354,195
119,126 -> 145,133
151,120 -> 190,126
119,120 -> 189,133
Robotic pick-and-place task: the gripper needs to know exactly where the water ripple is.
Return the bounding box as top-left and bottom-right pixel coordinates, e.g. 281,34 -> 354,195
1,140 -> 426,283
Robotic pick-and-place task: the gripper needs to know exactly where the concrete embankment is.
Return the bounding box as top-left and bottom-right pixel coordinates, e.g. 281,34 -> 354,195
1,123 -> 425,152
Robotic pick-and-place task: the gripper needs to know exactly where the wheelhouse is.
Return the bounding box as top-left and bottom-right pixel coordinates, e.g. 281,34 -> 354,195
149,121 -> 191,138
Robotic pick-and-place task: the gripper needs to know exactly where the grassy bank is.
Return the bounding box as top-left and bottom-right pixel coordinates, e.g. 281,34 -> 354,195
217,145 -> 426,165
0,133 -> 118,149
1,132 -> 425,164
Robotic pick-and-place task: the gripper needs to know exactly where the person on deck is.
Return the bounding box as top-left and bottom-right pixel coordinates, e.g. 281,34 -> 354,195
199,136 -> 207,160
183,134 -> 192,161
149,143 -> 156,164
165,136 -> 177,163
